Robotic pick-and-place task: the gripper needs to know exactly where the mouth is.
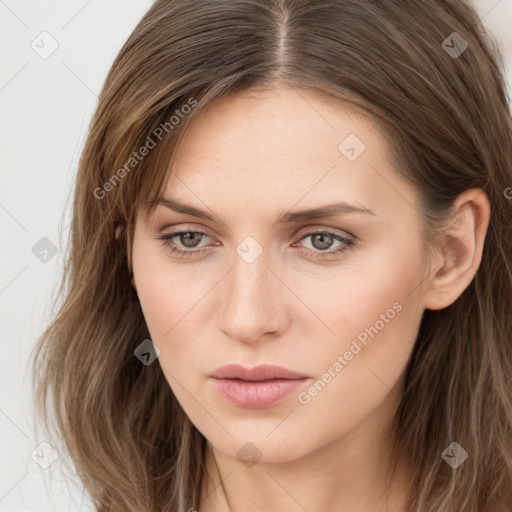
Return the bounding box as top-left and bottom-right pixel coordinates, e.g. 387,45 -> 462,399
209,364 -> 311,409
209,363 -> 309,381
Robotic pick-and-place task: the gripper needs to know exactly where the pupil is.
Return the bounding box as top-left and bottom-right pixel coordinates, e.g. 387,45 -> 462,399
313,233 -> 332,250
182,232 -> 201,248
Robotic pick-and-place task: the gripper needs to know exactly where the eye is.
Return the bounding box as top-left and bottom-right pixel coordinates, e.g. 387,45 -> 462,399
157,229 -> 212,258
156,228 -> 355,260
292,230 -> 354,260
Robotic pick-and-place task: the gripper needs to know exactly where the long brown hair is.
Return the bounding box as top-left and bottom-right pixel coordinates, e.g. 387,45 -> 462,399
31,1 -> 512,510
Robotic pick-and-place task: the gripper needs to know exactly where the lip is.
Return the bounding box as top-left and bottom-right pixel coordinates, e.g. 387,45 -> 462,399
209,364 -> 310,409
210,364 -> 309,381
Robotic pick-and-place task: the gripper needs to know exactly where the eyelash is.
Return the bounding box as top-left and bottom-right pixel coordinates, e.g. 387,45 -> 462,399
156,229 -> 354,261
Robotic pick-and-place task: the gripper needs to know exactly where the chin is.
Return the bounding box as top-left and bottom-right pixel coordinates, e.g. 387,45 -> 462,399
205,427 -> 319,466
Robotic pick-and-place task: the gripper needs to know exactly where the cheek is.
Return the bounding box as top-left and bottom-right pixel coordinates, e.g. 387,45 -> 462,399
289,289 -> 421,458
131,242 -> 216,387
133,271 -> 205,413
290,244 -> 424,408
292,239 -> 423,350
132,235 -> 200,336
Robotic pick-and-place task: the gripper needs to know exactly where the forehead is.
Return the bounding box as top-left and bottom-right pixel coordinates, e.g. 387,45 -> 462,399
171,86 -> 374,168
160,86 -> 418,223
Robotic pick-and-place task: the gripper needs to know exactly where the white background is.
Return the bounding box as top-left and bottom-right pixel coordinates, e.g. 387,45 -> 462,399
1,1 -> 511,510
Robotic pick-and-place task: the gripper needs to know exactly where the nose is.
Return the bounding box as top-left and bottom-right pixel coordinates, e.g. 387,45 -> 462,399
216,247 -> 288,344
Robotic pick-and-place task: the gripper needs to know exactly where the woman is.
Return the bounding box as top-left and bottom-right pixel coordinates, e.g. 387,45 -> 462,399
32,0 -> 512,510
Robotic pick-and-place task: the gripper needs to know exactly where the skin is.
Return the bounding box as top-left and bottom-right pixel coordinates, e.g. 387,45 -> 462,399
130,84 -> 490,512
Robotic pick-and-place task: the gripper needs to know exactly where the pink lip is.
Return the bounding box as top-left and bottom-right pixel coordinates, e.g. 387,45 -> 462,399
209,364 -> 310,409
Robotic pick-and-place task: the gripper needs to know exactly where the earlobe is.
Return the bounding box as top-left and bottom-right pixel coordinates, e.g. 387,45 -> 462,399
115,221 -> 125,240
423,188 -> 490,311
130,275 -> 137,290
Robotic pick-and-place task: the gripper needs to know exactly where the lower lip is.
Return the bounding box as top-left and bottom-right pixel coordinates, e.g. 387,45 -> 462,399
210,377 -> 309,408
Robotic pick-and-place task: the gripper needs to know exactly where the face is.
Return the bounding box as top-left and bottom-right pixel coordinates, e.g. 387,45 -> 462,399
131,85 -> 433,464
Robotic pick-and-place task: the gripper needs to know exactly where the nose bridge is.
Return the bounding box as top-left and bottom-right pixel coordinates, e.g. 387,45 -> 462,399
217,235 -> 283,342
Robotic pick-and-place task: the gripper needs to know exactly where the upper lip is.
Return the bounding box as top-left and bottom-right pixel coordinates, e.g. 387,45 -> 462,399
209,364 -> 309,381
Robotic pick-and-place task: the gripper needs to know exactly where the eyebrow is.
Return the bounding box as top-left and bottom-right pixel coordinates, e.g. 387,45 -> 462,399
157,196 -> 376,224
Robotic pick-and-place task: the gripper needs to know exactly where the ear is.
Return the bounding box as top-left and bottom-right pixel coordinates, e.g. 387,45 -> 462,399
423,188 -> 490,311
114,221 -> 125,240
